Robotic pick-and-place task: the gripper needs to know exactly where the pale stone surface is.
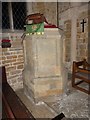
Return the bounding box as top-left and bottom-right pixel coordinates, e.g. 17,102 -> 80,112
76,11 -> 88,61
58,3 -> 88,72
64,20 -> 71,62
45,82 -> 89,118
23,28 -> 67,103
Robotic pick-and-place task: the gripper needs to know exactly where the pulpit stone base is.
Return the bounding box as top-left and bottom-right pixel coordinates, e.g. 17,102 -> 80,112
23,28 -> 68,103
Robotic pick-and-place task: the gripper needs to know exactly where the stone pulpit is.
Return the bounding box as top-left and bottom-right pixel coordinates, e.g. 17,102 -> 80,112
23,28 -> 67,103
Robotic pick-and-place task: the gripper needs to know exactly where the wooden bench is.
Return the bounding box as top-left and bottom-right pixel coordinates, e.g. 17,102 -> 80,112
72,59 -> 90,94
1,66 -> 66,119
1,66 -> 36,119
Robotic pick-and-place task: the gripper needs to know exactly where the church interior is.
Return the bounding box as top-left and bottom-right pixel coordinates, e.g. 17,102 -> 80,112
0,1 -> 90,119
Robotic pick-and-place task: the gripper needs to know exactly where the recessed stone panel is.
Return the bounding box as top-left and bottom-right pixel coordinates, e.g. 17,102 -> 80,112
23,28 -> 67,103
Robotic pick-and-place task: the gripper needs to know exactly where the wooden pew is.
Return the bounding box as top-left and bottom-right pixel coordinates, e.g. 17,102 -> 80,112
1,66 -> 66,120
1,66 -> 35,119
72,59 -> 90,94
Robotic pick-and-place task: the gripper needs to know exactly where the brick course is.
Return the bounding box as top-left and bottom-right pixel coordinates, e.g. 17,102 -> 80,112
0,33 -> 24,91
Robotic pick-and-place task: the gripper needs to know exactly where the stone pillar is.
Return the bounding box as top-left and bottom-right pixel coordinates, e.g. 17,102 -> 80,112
26,2 -> 33,15
71,8 -> 78,62
8,2 -> 14,31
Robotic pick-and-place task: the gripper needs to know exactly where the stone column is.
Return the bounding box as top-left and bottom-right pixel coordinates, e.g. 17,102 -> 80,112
70,3 -> 82,62
8,2 -> 14,31
26,2 -> 33,15
71,8 -> 78,62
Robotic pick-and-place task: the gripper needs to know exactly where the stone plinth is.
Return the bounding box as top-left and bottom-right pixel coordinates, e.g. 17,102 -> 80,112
23,28 -> 67,103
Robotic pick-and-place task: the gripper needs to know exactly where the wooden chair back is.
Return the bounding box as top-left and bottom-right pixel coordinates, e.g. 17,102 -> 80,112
72,59 -> 90,94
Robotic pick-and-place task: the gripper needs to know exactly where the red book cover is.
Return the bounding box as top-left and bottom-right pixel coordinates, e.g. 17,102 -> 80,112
2,39 -> 11,42
44,21 -> 57,28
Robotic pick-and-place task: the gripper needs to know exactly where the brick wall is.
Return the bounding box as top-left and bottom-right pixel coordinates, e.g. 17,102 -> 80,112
0,32 -> 24,91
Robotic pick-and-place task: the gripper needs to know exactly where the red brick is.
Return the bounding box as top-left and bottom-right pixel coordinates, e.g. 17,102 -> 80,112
6,66 -> 16,72
18,55 -> 23,58
2,48 -> 8,52
17,64 -> 24,69
0,57 -> 5,60
7,56 -> 13,59
16,58 -> 24,62
7,55 -> 17,59
4,63 -> 11,67
4,59 -> 16,64
0,48 -> 2,52
12,55 -> 17,59
10,70 -> 22,75
13,61 -> 24,65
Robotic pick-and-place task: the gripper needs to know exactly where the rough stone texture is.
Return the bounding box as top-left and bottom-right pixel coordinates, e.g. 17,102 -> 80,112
45,82 -> 89,119
76,11 -> 88,61
64,20 -> 71,62
58,2 -> 71,13
58,3 -> 88,72
58,2 -> 87,14
0,33 -> 24,90
23,28 -> 67,103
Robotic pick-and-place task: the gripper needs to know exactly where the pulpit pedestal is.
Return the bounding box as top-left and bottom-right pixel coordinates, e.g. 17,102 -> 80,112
23,28 -> 67,103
